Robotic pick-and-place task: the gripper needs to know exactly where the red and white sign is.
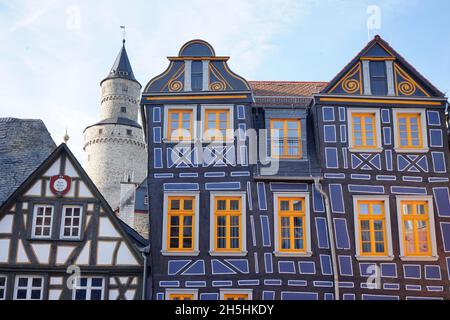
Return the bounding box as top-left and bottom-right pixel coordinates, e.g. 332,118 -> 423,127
50,175 -> 71,196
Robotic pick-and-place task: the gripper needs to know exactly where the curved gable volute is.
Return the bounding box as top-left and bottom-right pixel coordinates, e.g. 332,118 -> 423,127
142,39 -> 251,98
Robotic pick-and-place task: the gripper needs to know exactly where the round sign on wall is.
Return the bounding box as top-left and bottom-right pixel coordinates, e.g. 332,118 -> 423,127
50,175 -> 71,196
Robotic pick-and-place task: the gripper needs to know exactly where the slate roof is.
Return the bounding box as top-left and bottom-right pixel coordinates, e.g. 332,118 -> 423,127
101,42 -> 140,86
0,118 -> 56,206
249,81 -> 328,107
84,117 -> 142,131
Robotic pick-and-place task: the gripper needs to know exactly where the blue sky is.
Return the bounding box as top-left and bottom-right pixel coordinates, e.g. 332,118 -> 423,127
0,0 -> 449,162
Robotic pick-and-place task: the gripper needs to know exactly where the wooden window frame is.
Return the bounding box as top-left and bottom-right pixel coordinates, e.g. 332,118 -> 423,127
72,277 -> 105,300
393,109 -> 428,153
167,109 -> 193,141
351,113 -> 376,149
353,197 -> 394,261
347,108 -> 382,152
220,289 -> 253,300
270,118 -> 302,159
13,276 -> 44,300
277,197 -> 306,253
201,105 -> 234,143
166,196 -> 195,252
163,105 -> 197,142
162,192 -> 200,256
396,196 -> 437,261
0,275 -> 7,300
31,204 -> 54,239
214,196 -> 242,252
273,192 -> 311,257
165,289 -> 198,300
60,205 -> 83,240
209,192 -> 247,256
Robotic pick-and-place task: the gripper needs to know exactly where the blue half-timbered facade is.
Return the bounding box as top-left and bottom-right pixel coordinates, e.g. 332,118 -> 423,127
141,37 -> 450,300
314,36 -> 450,300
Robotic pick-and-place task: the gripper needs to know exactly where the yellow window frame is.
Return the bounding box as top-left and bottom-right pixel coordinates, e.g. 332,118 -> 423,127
278,197 -> 306,253
167,109 -> 193,141
167,196 -> 195,252
223,294 -> 249,300
270,119 -> 302,159
357,200 -> 388,257
351,113 -> 377,149
400,200 -> 432,257
396,113 -> 423,149
214,196 -> 242,252
204,109 -> 231,141
168,293 -> 194,300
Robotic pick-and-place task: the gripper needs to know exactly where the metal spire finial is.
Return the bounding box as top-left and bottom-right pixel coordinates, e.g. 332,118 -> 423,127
63,127 -> 70,144
120,25 -> 126,44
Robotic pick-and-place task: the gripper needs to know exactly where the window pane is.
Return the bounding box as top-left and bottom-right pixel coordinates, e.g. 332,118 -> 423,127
362,243 -> 371,253
292,200 -> 302,211
183,216 -> 192,226
375,243 -> 385,253
217,200 -> 226,210
372,204 -> 382,215
359,204 -> 369,215
170,113 -> 179,122
18,278 -> 28,287
170,200 -> 180,210
170,216 -> 179,226
30,290 -> 41,300
183,200 -> 193,210
230,200 -> 239,210
16,289 -> 27,299
361,231 -> 371,242
280,201 -> 289,211
90,290 -> 102,300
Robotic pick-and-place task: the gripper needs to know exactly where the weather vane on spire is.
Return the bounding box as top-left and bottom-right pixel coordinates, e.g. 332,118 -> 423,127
120,25 -> 126,44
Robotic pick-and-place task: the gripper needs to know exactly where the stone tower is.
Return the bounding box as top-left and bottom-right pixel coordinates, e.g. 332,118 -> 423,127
84,40 -> 147,211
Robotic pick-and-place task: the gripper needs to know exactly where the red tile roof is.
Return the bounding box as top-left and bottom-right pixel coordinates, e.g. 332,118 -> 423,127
249,81 -> 328,97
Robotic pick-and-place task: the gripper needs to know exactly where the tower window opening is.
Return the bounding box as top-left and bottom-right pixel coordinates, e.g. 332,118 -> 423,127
99,129 -> 103,134
121,107 -> 127,113
126,129 -> 132,135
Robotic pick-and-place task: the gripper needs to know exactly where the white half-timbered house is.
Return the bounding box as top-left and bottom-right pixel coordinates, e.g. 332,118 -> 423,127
0,143 -> 146,300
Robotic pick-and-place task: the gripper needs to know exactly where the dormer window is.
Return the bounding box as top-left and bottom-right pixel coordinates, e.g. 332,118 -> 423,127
191,61 -> 203,91
370,61 -> 388,95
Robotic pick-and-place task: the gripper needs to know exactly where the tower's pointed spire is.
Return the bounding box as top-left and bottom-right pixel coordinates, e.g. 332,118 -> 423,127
101,29 -> 138,85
